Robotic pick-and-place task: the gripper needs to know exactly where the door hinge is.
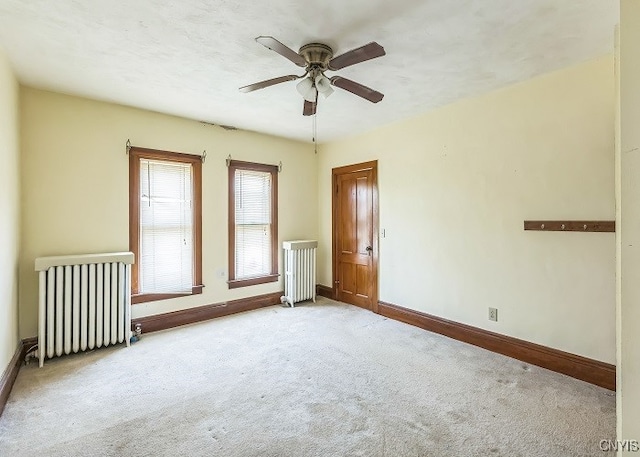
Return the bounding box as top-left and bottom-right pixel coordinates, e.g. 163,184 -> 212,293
334,280 -> 340,284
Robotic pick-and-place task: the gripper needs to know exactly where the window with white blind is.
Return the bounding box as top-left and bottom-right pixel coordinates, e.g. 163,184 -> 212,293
228,160 -> 278,289
129,148 -> 203,303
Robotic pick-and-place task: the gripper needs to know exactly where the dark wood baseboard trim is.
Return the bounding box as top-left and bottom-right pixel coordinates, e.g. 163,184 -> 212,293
378,301 -> 616,391
131,291 -> 284,334
316,284 -> 335,300
0,337 -> 37,418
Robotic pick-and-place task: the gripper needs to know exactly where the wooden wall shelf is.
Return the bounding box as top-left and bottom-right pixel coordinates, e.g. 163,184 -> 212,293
524,220 -> 615,233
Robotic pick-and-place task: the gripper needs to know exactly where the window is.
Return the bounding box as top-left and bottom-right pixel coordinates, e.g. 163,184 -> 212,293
228,160 -> 278,289
129,147 -> 203,303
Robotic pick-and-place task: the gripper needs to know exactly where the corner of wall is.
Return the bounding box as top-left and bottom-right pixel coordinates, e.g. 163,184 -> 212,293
0,46 -> 21,372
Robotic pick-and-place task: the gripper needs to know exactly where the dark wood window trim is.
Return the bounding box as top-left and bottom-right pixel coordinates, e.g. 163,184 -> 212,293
227,160 -> 279,289
129,147 -> 203,304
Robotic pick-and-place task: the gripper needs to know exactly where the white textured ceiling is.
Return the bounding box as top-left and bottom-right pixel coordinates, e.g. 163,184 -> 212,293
0,0 -> 618,143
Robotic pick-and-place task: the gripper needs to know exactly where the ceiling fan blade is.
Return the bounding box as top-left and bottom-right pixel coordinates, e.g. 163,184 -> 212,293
303,89 -> 318,116
328,42 -> 385,70
256,36 -> 307,67
303,99 -> 317,116
330,76 -> 384,103
239,75 -> 300,93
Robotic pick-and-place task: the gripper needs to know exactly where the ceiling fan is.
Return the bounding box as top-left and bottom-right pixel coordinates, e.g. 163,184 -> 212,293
239,36 -> 386,116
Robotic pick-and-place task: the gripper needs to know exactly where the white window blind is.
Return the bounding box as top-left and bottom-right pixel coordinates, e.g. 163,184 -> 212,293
235,168 -> 272,279
139,159 -> 193,293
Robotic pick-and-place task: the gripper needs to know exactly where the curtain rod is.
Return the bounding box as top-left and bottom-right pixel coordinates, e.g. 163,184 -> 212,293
125,139 -> 207,163
226,155 -> 282,173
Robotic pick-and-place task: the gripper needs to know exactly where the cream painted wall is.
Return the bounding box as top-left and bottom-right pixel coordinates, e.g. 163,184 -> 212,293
0,48 -> 20,371
318,56 -> 615,363
19,88 -> 317,338
617,0 -> 640,442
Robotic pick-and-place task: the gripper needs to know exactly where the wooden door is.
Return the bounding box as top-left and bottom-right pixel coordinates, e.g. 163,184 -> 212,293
332,161 -> 378,311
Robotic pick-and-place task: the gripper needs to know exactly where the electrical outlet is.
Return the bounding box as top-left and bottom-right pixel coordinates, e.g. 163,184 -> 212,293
489,307 -> 498,322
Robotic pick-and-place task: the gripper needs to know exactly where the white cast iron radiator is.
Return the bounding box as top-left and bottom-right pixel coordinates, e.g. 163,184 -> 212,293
35,252 -> 135,367
281,240 -> 317,307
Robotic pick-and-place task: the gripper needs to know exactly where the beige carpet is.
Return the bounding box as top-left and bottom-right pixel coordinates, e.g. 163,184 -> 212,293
0,298 -> 615,456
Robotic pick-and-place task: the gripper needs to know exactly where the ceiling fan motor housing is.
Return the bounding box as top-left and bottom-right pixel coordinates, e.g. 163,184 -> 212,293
298,43 -> 334,71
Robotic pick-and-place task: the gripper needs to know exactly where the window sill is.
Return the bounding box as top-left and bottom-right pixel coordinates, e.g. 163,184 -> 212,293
132,285 -> 203,304
227,274 -> 279,289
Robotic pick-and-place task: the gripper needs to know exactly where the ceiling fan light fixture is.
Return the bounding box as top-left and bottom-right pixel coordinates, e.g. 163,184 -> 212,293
296,76 -> 317,102
304,86 -> 318,102
296,77 -> 312,98
315,74 -> 334,98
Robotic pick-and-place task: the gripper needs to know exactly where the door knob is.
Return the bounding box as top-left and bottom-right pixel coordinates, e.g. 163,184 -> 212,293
365,246 -> 373,252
